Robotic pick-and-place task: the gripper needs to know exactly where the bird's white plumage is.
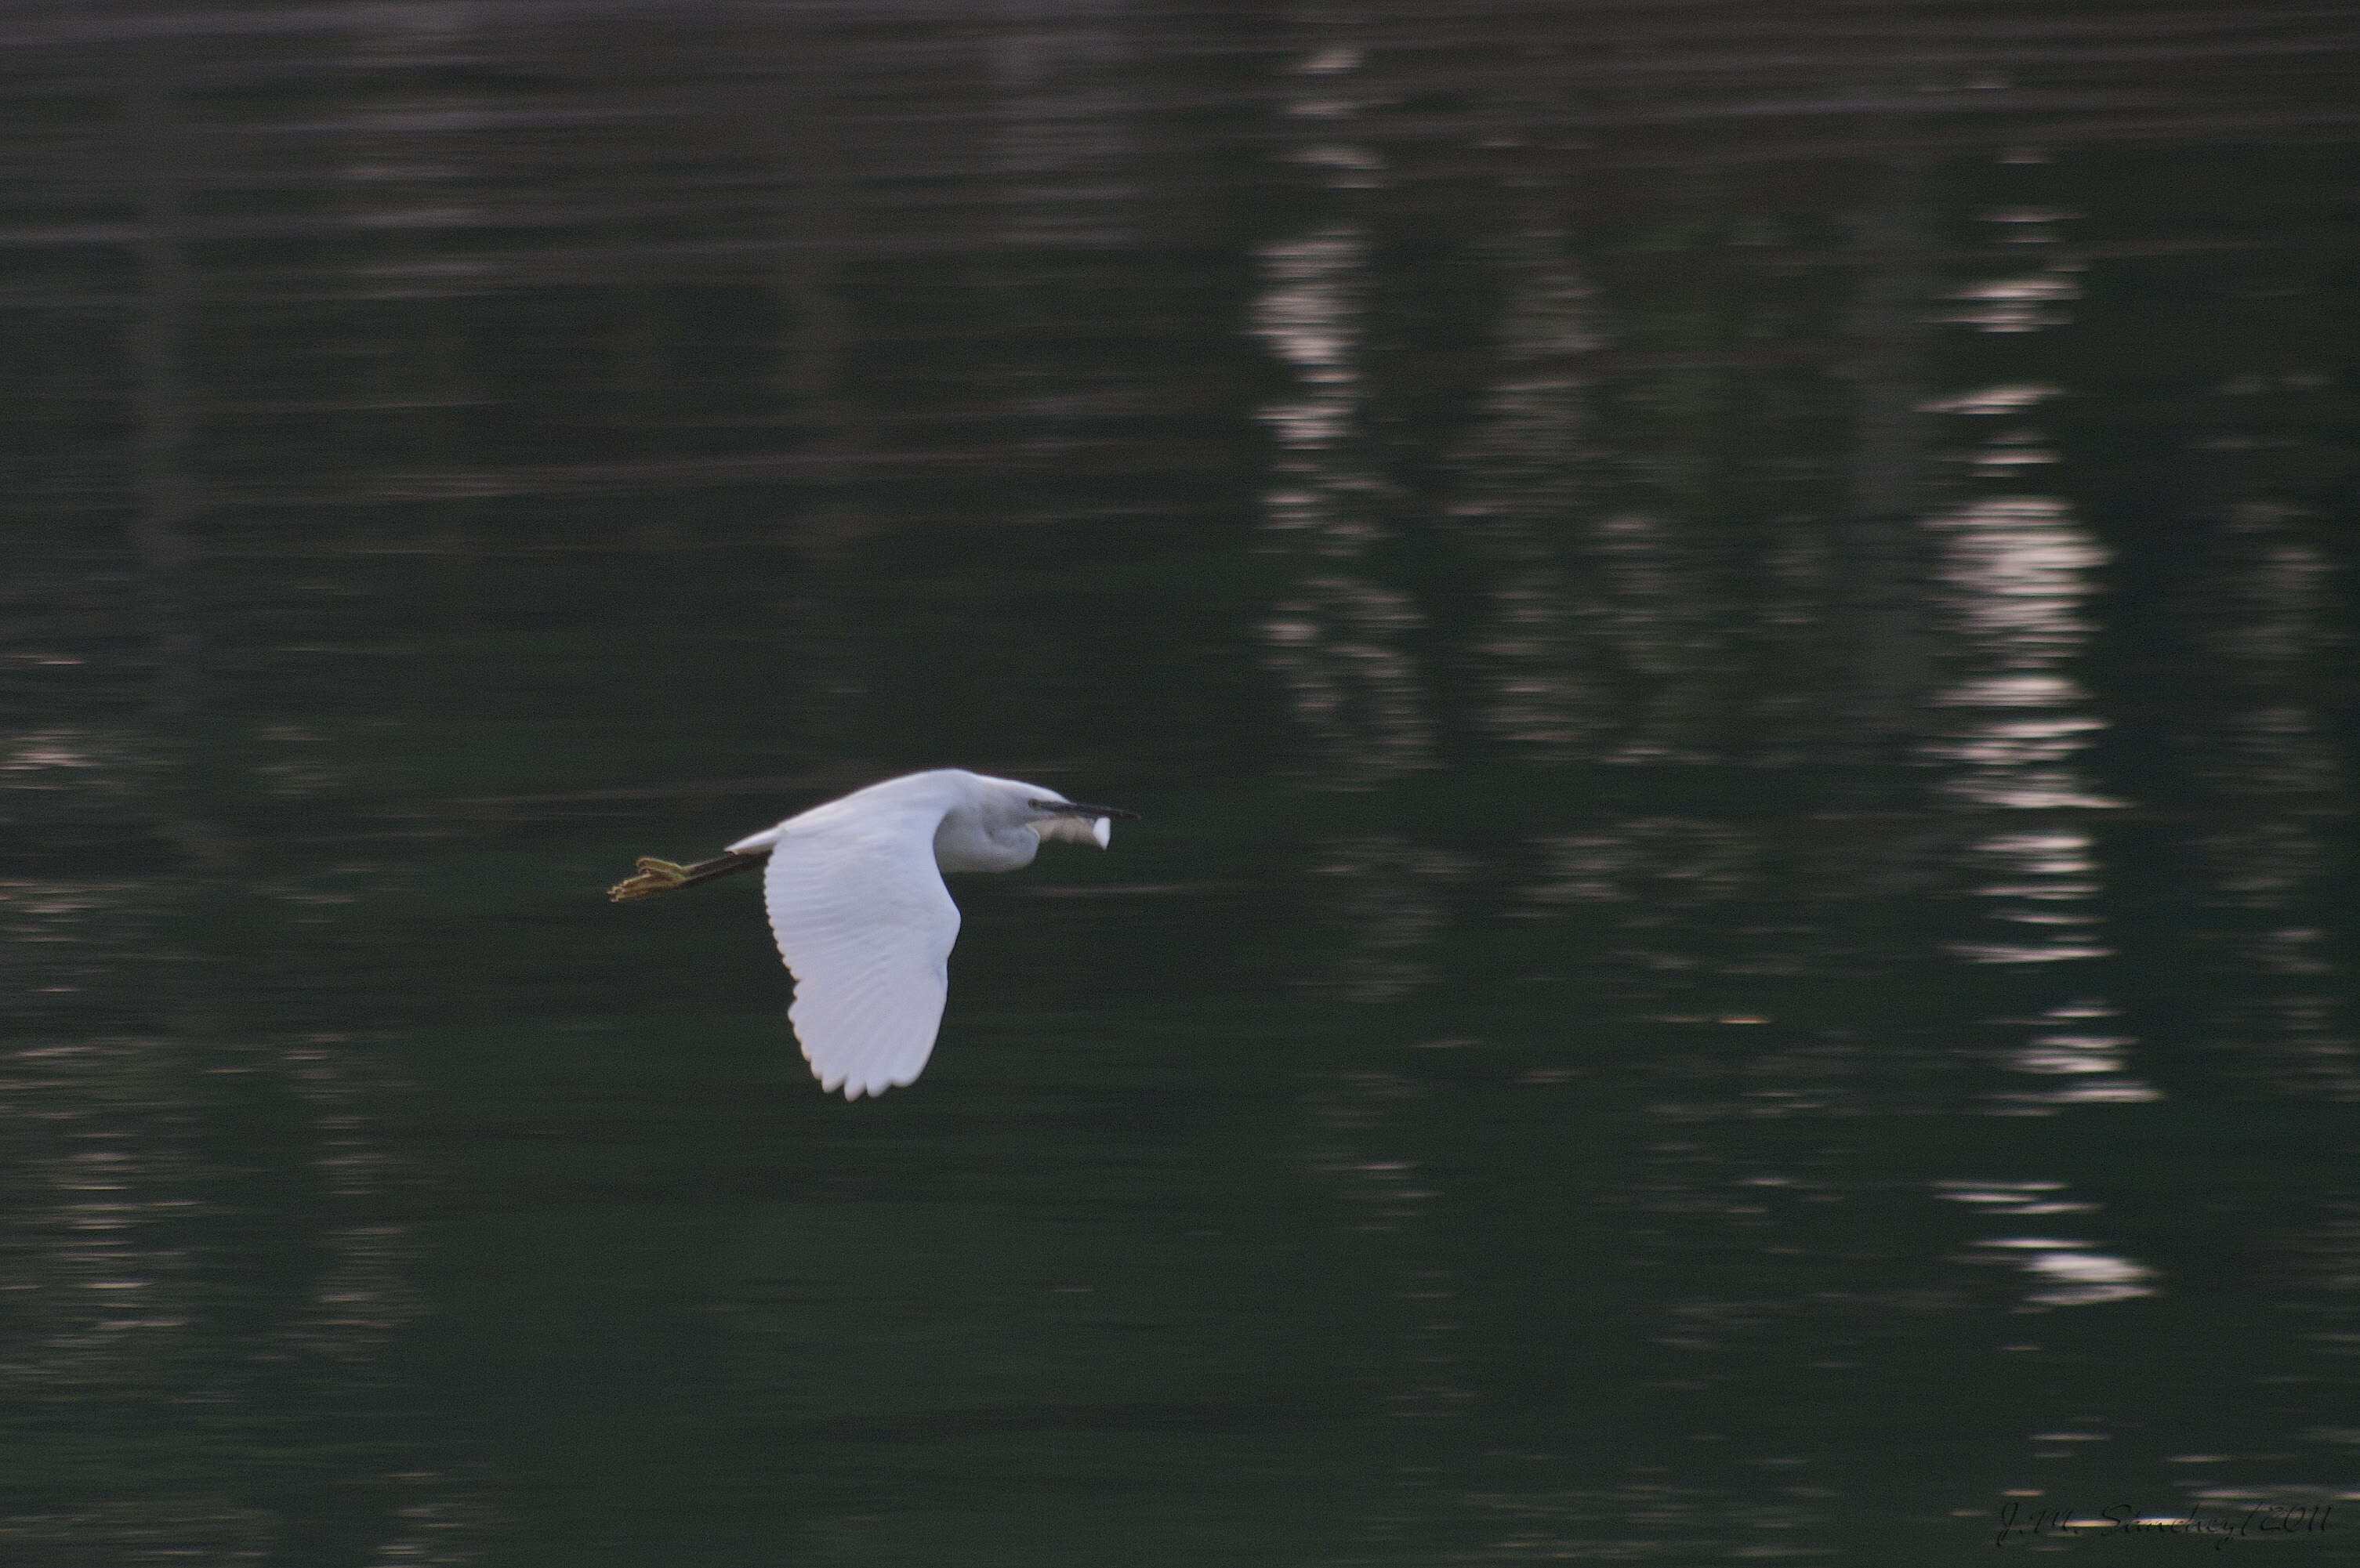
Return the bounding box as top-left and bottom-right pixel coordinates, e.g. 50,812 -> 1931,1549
716,769 -> 1122,1099
752,794 -> 960,1099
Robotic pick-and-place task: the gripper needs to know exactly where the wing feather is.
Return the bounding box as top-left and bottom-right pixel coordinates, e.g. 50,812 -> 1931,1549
759,806 -> 960,1099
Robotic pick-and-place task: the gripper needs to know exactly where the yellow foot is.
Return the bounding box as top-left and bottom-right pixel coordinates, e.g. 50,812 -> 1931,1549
607,856 -> 692,902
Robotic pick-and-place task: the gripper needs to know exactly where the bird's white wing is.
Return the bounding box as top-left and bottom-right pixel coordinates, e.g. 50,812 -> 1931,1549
759,809 -> 959,1099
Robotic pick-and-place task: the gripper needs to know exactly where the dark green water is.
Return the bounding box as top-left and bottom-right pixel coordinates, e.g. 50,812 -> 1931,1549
4,3 -> 2356,1563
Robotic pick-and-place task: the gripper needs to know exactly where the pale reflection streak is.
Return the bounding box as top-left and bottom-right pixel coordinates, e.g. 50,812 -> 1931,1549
1970,1237 -> 2157,1308
337,5 -> 484,280
281,1040 -> 423,1364
1938,1181 -> 2159,1309
0,1027 -> 464,1555
0,1037 -> 198,1374
2174,505 -> 2356,1096
3,729 -> 150,844
3,722 -> 461,1544
1923,499 -> 2115,816
1946,827 -> 2110,967
1588,515 -> 1722,766
1449,234 -> 1602,755
1925,515 -> 2156,1106
1314,838 -> 1469,1002
1254,228 -> 1369,457
1264,35 -> 1470,1544
1924,208 -> 2153,1120
1447,230 -> 1729,765
1253,42 -> 1433,784
985,0 -> 1139,248
1925,502 -> 2133,980
1917,383 -> 2061,417
2009,1000 -> 2152,1100
1939,267 -> 2081,334
0,791 -> 191,1390
1303,1069 -> 1476,1528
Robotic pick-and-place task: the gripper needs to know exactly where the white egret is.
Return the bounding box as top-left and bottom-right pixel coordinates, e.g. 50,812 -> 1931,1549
607,769 -> 1136,1099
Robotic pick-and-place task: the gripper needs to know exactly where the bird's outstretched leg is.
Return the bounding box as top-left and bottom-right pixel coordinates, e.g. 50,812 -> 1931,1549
607,849 -> 767,903
608,857 -> 694,901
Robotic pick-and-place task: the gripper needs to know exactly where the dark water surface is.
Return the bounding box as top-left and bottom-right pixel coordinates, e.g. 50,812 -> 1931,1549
5,3 -> 2358,1563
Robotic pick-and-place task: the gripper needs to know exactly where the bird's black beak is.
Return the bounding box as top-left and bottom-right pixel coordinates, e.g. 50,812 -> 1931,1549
1031,799 -> 1140,819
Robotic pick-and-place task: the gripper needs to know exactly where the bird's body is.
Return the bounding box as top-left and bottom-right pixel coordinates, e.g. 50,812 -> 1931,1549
609,770 -> 1133,1099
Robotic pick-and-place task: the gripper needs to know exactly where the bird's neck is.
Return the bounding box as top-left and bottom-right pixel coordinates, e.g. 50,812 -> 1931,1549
931,810 -> 1038,875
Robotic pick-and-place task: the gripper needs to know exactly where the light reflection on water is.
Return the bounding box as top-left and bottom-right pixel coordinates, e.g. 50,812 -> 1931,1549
1253,215 -> 1437,780
1923,502 -> 2113,814
2,0 -> 2355,1562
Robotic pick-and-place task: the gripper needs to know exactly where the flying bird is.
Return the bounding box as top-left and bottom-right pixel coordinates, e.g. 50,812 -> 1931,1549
608,769 -> 1136,1099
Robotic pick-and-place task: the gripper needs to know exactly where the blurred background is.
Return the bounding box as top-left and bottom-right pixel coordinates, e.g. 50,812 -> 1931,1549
3,2 -> 2356,1563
